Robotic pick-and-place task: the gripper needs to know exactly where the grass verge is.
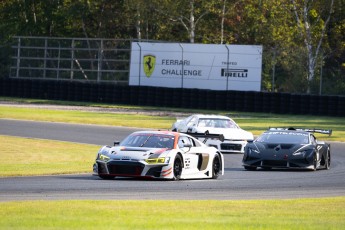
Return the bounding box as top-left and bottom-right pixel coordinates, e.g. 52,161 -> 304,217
0,198 -> 344,229
1,103 -> 344,141
0,106 -> 175,129
1,98 -> 344,229
0,135 -> 98,176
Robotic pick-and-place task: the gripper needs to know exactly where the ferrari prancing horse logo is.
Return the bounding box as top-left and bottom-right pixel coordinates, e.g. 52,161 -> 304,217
143,55 -> 156,77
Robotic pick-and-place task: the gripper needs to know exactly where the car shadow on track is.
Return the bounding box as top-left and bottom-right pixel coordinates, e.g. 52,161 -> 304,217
224,167 -> 244,172
59,174 -> 179,182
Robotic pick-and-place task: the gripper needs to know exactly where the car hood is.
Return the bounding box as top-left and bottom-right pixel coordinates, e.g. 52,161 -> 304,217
250,142 -> 311,155
194,127 -> 254,140
106,146 -> 171,160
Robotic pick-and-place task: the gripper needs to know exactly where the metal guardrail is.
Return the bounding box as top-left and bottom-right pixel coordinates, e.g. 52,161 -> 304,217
10,36 -> 137,84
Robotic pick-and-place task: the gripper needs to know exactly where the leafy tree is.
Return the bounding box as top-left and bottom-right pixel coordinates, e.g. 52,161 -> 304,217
0,0 -> 344,95
152,0 -> 216,43
290,0 -> 334,94
320,0 -> 345,95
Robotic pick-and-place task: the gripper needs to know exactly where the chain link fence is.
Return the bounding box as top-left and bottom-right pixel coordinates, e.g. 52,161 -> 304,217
10,36 -> 136,84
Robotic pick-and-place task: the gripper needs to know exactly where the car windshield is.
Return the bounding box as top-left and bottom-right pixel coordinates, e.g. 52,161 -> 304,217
256,132 -> 309,144
120,133 -> 175,149
197,118 -> 238,129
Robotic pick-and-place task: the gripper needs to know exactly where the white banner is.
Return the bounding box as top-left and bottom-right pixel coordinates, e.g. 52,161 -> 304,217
129,42 -> 262,91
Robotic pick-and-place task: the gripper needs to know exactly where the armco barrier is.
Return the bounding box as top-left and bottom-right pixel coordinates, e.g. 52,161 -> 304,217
318,95 -> 328,116
262,92 -> 272,113
235,91 -> 245,111
225,91 -> 237,111
337,96 -> 345,116
0,78 -> 344,117
299,94 -> 310,115
279,93 -> 290,114
290,94 -> 301,114
253,91 -> 263,113
197,89 -> 207,109
327,96 -> 338,116
309,95 -> 319,115
215,91 -> 226,110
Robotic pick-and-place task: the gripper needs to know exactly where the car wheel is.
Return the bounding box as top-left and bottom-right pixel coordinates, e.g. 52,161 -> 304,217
325,149 -> 331,170
244,166 -> 257,171
212,154 -> 221,179
173,154 -> 183,180
99,175 -> 115,180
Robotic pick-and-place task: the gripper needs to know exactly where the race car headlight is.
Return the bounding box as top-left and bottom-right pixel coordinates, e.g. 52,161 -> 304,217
98,154 -> 110,161
247,147 -> 260,155
145,157 -> 170,164
293,150 -> 307,157
96,147 -> 111,161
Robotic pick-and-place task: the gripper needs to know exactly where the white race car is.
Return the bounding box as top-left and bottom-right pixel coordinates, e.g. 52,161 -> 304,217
93,130 -> 224,180
172,114 -> 254,153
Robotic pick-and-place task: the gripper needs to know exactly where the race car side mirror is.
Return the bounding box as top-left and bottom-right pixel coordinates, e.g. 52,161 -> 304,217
183,143 -> 192,153
184,143 -> 192,148
114,141 -> 120,146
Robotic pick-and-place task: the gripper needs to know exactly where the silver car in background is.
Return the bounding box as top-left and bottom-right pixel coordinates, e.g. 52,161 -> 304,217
172,114 -> 254,153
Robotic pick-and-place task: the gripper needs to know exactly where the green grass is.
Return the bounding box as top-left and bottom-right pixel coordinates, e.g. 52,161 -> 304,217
0,106 -> 175,129
1,134 -> 344,229
0,135 -> 98,176
0,198 -> 344,229
1,102 -> 344,141
1,97 -> 345,229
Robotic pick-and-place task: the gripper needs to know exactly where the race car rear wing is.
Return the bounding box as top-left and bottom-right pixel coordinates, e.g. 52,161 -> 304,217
181,131 -> 225,143
268,127 -> 332,136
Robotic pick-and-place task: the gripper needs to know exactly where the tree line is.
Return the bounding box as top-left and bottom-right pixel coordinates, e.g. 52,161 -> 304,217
0,0 -> 344,95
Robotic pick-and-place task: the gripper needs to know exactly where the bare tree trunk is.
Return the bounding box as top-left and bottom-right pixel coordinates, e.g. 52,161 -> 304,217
291,0 -> 334,94
81,19 -> 95,71
220,0 -> 227,44
189,0 -> 195,43
156,0 -> 209,43
136,3 -> 142,40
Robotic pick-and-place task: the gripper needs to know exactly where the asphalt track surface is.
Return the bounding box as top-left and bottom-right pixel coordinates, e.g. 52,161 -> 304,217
1,119 -> 345,201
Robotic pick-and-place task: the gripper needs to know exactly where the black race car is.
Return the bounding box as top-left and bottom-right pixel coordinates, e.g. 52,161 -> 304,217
242,128 -> 331,171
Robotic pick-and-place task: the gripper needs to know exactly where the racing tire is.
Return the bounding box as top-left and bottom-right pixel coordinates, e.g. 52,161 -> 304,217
99,175 -> 115,180
325,149 -> 331,170
173,154 -> 183,181
244,166 -> 257,171
212,154 -> 221,179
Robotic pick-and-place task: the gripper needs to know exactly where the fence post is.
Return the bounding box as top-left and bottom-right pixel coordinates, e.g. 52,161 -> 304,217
70,39 -> 75,80
43,38 -> 47,78
179,43 -> 184,88
97,39 -> 103,82
15,37 -> 21,78
225,45 -> 230,90
57,43 -> 61,79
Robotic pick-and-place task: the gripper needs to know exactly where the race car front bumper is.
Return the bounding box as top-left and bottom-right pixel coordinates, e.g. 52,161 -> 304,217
95,160 -> 169,178
207,140 -> 247,153
243,154 -> 315,169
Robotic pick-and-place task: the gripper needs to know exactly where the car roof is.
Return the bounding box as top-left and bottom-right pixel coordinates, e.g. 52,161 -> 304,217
131,130 -> 200,140
191,114 -> 231,119
132,130 -> 177,136
264,130 -> 310,135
